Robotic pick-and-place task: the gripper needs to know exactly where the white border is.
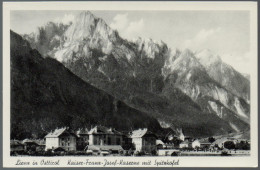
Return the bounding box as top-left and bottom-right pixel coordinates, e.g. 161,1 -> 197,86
3,1 -> 258,168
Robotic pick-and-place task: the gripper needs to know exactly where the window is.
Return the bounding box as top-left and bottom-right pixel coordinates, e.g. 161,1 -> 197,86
108,137 -> 111,145
116,138 -> 121,145
68,143 -> 70,146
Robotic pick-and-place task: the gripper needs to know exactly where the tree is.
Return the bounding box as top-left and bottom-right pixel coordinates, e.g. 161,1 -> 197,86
235,141 -> 250,150
224,141 -> 235,150
208,137 -> 216,143
171,152 -> 178,156
151,150 -> 157,156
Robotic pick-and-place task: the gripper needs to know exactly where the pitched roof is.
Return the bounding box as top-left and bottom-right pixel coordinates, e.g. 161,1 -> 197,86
130,128 -> 157,138
88,126 -> 122,135
45,127 -> 67,138
22,139 -> 33,143
22,139 -> 39,145
156,140 -> 165,145
45,127 -> 77,138
33,139 -> 45,145
211,137 -> 228,146
130,128 -> 148,138
77,128 -> 89,136
198,138 -> 211,144
10,140 -> 24,146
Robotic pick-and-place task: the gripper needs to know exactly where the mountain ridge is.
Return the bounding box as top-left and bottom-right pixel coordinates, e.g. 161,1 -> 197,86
11,30 -> 170,139
22,11 -> 250,137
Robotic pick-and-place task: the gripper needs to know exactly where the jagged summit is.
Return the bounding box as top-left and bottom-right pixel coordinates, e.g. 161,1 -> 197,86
195,49 -> 221,66
64,11 -> 114,42
11,30 -> 165,139
21,11 -> 250,137
64,11 -> 97,41
181,48 -> 195,57
194,48 -> 250,102
53,11 -> 118,62
173,49 -> 204,70
80,11 -> 96,19
134,37 -> 166,47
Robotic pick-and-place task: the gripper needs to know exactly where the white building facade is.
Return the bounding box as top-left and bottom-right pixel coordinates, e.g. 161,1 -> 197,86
45,127 -> 77,151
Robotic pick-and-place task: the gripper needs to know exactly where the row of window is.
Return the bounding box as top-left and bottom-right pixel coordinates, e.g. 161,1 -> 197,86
61,142 -> 70,146
61,138 -> 76,142
93,137 -> 121,145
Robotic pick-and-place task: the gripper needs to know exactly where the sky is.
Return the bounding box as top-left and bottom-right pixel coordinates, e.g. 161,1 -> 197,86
11,10 -> 250,74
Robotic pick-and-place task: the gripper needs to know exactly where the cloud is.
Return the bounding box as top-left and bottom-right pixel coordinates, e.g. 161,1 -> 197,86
110,13 -> 144,40
221,51 -> 251,74
181,27 -> 251,74
182,27 -> 222,50
126,19 -> 144,36
54,14 -> 75,25
110,13 -> 128,30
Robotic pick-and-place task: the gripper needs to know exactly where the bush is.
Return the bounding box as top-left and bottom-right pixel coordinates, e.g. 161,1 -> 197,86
66,151 -> 76,155
119,150 -> 124,155
171,152 -> 178,156
133,151 -> 140,156
123,151 -> 131,156
235,141 -> 250,150
44,149 -> 54,156
224,141 -> 235,150
151,150 -> 157,156
138,151 -> 146,156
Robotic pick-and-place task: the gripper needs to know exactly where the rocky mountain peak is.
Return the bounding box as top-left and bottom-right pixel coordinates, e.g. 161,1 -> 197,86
64,11 -> 114,42
19,11 -> 250,137
181,49 -> 194,57
195,49 -> 221,67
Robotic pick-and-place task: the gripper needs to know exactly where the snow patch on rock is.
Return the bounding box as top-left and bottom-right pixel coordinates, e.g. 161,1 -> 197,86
158,120 -> 171,128
234,97 -> 248,119
212,86 -> 229,107
208,101 -> 223,118
229,122 -> 240,132
195,49 -> 221,67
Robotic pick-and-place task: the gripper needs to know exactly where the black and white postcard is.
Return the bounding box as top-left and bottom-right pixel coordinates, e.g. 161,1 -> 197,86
2,1 -> 258,167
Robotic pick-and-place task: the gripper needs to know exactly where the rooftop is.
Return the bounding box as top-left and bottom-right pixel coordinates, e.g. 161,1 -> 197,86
45,127 -> 77,138
88,126 -> 122,135
130,128 -> 156,138
10,140 -> 24,146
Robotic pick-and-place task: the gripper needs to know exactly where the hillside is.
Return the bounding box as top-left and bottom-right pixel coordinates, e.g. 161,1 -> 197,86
11,30 -> 165,139
22,11 -> 250,137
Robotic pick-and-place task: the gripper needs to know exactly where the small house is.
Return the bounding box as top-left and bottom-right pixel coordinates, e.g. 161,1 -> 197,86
45,127 -> 77,151
192,139 -> 200,148
22,139 -> 39,152
211,137 -> 228,149
76,128 -> 89,151
130,128 -> 157,153
158,149 -> 181,156
88,126 -> 123,146
34,139 -> 46,151
156,139 -> 166,149
198,138 -> 211,149
179,141 -> 191,148
10,140 -> 24,152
